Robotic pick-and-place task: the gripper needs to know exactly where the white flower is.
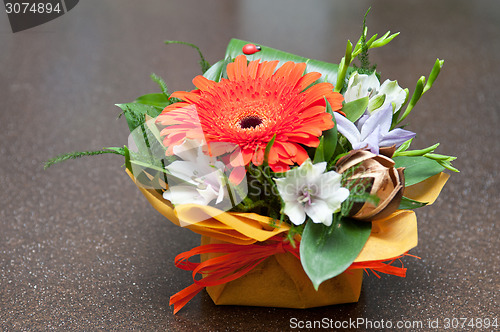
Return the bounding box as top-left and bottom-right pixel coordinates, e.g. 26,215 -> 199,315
344,71 -> 407,113
274,159 -> 350,226
163,139 -> 226,206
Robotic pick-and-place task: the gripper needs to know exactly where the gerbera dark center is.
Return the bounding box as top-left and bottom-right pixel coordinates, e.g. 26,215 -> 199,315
239,115 -> 263,129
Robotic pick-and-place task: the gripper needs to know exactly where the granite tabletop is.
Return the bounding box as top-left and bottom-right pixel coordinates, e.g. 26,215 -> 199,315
1,0 -> 499,330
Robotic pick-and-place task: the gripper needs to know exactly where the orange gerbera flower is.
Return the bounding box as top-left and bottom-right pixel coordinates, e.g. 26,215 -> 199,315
156,55 -> 343,172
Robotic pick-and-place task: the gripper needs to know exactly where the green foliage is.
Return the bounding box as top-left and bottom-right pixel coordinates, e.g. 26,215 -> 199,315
334,40 -> 353,92
116,103 -> 162,133
263,134 -> 277,172
150,73 -> 170,97
164,40 -> 210,73
394,59 -> 444,126
203,58 -> 230,82
300,216 -> 371,290
393,142 -> 458,172
44,148 -> 125,169
334,9 -> 399,92
393,155 -> 445,186
423,153 -> 459,172
313,137 -> 325,163
134,93 -> 170,109
399,196 -> 427,210
355,8 -> 377,74
342,96 -> 369,122
225,39 -> 340,86
394,138 -> 414,155
394,142 -> 439,157
321,100 -> 338,162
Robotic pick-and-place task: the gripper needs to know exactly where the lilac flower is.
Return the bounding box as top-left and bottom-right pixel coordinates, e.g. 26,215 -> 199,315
334,104 -> 416,155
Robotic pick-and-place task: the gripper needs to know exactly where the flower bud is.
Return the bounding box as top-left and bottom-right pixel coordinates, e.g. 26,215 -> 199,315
335,149 -> 405,221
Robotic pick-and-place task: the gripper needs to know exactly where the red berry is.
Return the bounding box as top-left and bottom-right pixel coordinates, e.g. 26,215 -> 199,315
242,44 -> 261,55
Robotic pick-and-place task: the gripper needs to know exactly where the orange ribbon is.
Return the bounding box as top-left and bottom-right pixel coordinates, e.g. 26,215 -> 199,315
169,236 -> 414,314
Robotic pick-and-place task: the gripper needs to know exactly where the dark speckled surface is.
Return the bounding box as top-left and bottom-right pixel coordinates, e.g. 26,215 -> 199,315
1,0 -> 499,330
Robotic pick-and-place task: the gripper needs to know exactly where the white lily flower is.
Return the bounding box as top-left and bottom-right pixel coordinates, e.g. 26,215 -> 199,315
163,139 -> 226,206
274,159 -> 350,226
344,71 -> 407,113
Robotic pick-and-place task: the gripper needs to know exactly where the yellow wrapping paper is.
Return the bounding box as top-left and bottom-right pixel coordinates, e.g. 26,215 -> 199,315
201,236 -> 363,308
127,170 -> 289,245
128,170 -> 448,308
403,172 -> 450,204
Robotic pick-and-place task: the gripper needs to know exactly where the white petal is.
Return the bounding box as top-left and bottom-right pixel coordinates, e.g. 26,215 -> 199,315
325,187 -> 350,212
164,185 -> 207,205
166,161 -> 198,185
172,139 -> 203,162
378,79 -> 407,112
197,185 -> 220,205
311,161 -> 327,176
344,72 -> 380,102
304,200 -> 333,226
274,177 -> 300,202
283,202 -> 306,226
318,171 -> 343,197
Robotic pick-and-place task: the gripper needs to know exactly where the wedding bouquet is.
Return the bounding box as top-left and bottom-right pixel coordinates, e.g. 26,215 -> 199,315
46,18 -> 457,314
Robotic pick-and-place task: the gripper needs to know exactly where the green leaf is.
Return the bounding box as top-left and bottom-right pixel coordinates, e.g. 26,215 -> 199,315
44,148 -> 124,170
225,39 -> 339,86
203,58 -> 230,82
370,32 -> 400,48
393,155 -> 445,186
395,143 -> 439,157
134,93 -> 170,108
322,100 -> 338,162
393,138 -> 413,156
150,73 -> 170,97
399,196 -> 427,210
423,59 -> 444,94
124,145 -> 132,172
341,97 -> 369,122
130,159 -> 169,175
367,94 -> 385,113
116,103 -> 162,133
397,76 -> 425,124
300,217 -> 371,290
313,137 -> 325,163
334,40 -> 353,92
263,134 -> 276,168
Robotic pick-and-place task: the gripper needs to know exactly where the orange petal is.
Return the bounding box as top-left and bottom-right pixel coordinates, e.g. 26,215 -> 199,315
257,60 -> 279,79
171,91 -> 201,104
293,145 -> 309,164
295,72 -> 321,91
193,75 -> 216,91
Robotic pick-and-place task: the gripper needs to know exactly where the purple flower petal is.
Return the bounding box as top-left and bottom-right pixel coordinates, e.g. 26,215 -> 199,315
334,112 -> 361,145
362,125 -> 381,155
360,104 -> 392,140
356,111 -> 370,130
379,128 -> 416,148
